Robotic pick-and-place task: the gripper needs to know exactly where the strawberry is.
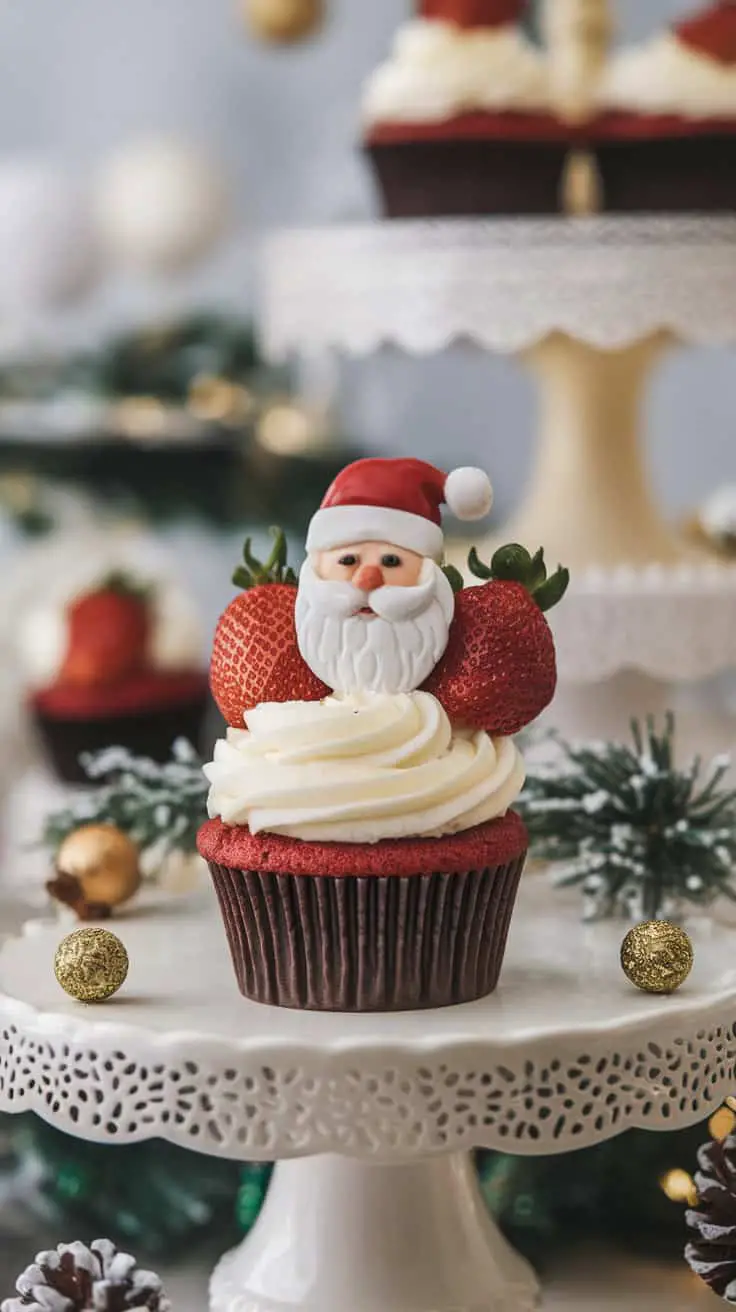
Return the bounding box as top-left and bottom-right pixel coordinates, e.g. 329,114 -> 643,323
210,530 -> 328,727
59,573 -> 151,687
421,0 -> 525,27
424,545 -> 568,738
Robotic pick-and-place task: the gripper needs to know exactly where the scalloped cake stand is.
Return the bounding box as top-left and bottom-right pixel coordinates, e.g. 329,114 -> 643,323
263,216 -> 736,745
263,215 -> 736,572
0,883 -> 734,1311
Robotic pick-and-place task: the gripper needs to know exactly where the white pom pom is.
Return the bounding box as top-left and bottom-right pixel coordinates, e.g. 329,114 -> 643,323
444,467 -> 493,521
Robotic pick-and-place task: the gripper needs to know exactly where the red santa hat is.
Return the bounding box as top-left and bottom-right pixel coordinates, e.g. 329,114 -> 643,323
306,457 -> 493,560
420,0 -> 526,28
675,2 -> 736,63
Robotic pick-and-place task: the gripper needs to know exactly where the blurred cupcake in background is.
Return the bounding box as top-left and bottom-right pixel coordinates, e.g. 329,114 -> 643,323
362,0 -> 571,216
15,531 -> 210,784
593,1 -> 736,211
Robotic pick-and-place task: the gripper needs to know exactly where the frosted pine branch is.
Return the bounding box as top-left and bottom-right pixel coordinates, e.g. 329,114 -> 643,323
39,739 -> 208,871
519,715 -> 736,921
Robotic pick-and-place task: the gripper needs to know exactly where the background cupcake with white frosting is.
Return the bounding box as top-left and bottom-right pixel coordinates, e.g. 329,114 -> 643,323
362,0 -> 572,216
592,1 -> 736,211
14,528 -> 210,783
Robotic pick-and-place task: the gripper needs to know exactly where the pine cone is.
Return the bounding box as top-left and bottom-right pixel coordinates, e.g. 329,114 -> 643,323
1,1240 -> 171,1312
686,1136 -> 736,1302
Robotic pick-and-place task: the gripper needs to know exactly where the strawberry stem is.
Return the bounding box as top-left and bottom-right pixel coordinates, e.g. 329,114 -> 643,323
232,527 -> 298,590
95,571 -> 151,602
468,543 -> 570,613
441,563 -> 465,594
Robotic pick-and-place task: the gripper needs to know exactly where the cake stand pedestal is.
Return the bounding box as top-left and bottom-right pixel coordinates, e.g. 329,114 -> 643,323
1,882 -> 735,1311
263,216 -> 736,744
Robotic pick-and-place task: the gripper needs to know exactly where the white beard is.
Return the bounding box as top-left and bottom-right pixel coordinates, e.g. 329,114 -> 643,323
295,557 -> 455,696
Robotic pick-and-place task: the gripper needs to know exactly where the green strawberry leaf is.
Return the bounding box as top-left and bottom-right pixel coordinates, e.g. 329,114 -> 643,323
97,571 -> 152,603
441,563 -> 465,594
467,542 -> 569,612
534,567 -> 571,612
232,527 -> 298,590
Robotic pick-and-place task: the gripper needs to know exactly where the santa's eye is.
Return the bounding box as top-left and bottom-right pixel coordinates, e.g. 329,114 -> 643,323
381,554 -> 402,568
338,554 -> 358,568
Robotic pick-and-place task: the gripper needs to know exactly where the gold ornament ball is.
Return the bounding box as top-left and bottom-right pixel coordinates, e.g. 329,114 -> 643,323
56,824 -> 141,912
620,921 -> 694,995
242,0 -> 325,44
54,928 -> 129,1003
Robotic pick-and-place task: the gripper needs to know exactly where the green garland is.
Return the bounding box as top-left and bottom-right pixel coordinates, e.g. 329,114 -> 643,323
40,739 -> 208,860
520,716 -> 736,921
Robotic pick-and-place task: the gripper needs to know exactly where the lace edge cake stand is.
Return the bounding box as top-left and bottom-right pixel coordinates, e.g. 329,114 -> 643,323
263,216 -> 736,746
540,562 -> 736,748
0,883 -> 735,1311
262,215 -> 736,572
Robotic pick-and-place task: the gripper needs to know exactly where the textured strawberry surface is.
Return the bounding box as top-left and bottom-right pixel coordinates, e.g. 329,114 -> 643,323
588,111 -> 736,140
198,811 -> 527,878
210,579 -> 556,737
423,580 -> 557,738
210,584 -> 328,728
32,669 -> 208,719
367,111 -> 574,145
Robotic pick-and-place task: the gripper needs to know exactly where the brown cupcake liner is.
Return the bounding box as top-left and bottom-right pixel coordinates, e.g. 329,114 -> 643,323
365,140 -> 567,217
208,854 -> 526,1012
34,693 -> 211,785
595,135 -> 736,213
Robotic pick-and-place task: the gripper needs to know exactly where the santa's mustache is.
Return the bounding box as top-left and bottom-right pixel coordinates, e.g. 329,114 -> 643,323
299,558 -> 447,622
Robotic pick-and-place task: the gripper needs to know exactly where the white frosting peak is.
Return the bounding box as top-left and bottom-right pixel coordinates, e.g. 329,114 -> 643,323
205,691 -> 525,844
363,19 -> 551,125
599,31 -> 736,119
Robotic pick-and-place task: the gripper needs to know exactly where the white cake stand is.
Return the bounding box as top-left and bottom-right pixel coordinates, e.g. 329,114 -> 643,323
262,216 -> 736,744
0,882 -> 734,1311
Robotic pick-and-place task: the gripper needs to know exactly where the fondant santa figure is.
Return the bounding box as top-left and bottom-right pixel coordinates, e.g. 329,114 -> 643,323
210,457 -> 567,737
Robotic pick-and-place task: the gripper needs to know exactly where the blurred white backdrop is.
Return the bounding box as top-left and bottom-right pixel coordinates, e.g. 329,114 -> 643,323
0,0 -> 730,519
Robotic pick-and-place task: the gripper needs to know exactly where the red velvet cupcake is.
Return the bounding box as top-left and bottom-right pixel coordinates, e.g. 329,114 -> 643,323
362,0 -> 570,216
592,2 -> 736,212
27,573 -> 210,784
198,462 -> 567,1012
199,811 -> 527,1011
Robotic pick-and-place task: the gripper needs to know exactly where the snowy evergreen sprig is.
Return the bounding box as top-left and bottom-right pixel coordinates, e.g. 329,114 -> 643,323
519,715 -> 736,922
40,739 -> 208,863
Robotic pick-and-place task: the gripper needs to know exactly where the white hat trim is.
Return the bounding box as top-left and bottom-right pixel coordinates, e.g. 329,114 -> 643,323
306,505 -> 445,559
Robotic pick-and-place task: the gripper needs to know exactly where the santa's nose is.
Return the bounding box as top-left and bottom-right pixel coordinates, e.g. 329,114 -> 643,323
354,563 -> 384,593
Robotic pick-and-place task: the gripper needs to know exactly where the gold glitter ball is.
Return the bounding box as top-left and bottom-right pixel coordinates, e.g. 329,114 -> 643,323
54,928 -> 129,1003
620,921 -> 694,994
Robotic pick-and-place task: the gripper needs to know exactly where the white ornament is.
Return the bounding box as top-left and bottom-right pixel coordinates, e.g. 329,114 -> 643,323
94,138 -> 230,275
140,842 -> 206,895
700,486 -> 736,540
0,163 -> 99,314
444,467 -> 493,521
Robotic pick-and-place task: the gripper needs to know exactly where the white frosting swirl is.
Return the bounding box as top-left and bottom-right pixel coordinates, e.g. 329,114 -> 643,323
599,33 -> 736,119
205,691 -> 525,844
363,19 -> 551,126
